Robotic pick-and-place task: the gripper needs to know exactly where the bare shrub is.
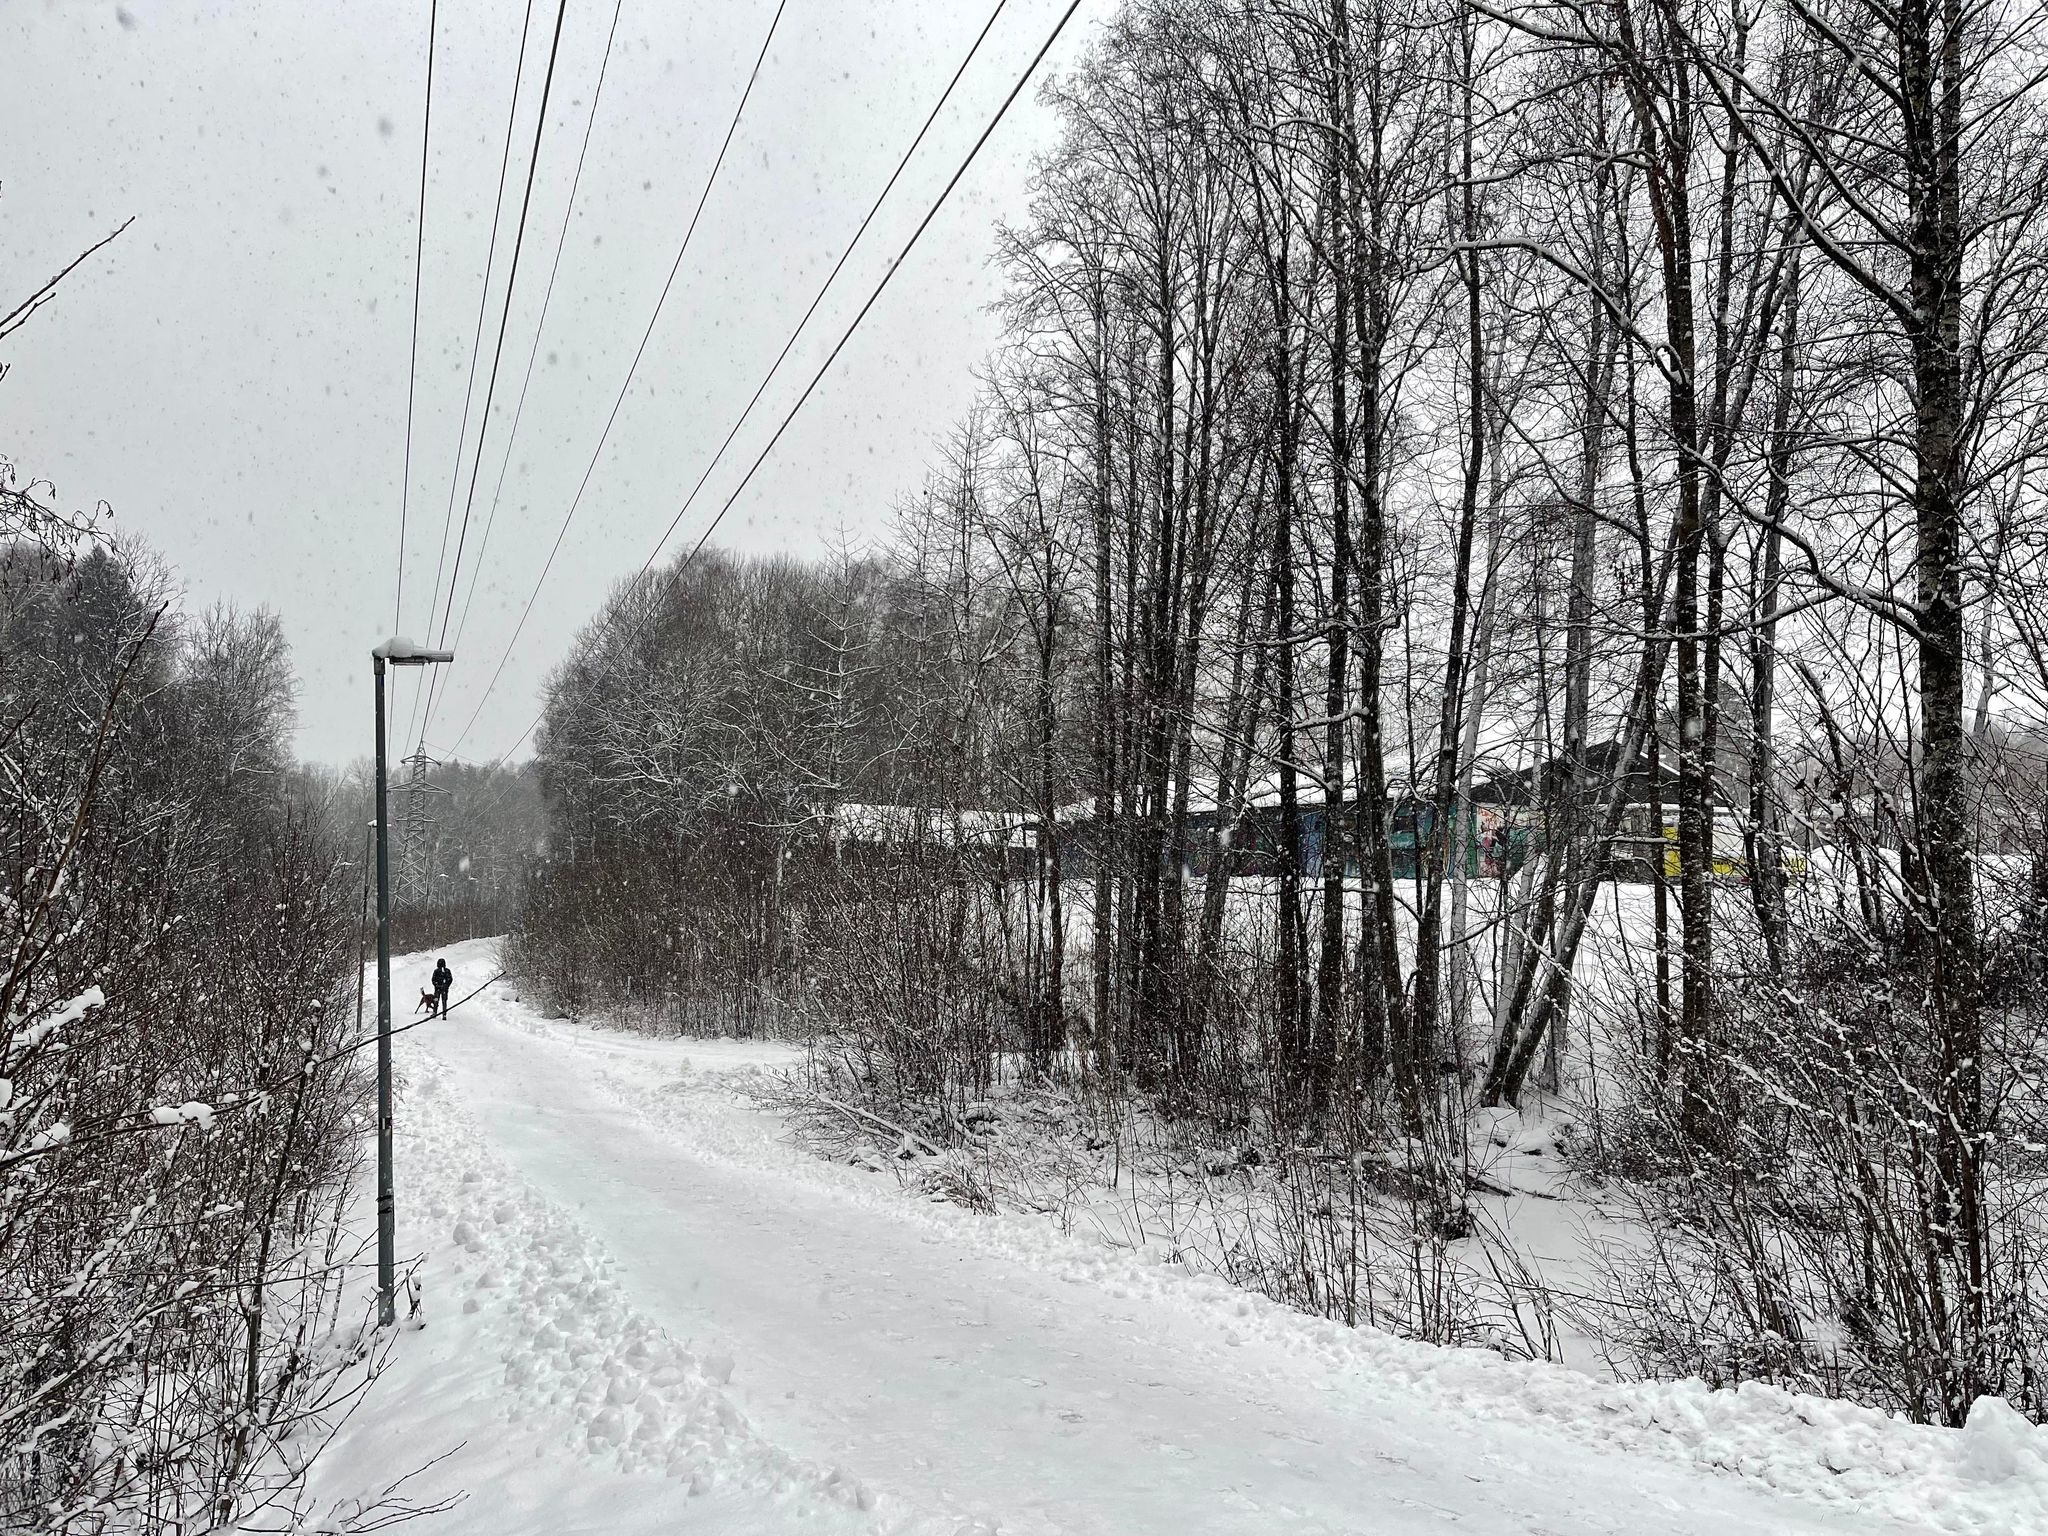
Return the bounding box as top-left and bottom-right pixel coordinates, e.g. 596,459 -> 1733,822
1584,907 -> 2048,1423
0,486 -> 377,1527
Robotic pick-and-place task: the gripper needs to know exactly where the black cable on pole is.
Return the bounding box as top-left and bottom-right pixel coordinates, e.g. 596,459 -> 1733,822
415,0 -> 788,753
488,0 -> 1086,766
448,0 -> 1015,756
355,820 -> 374,1043
393,0 -> 440,634
432,0 -> 626,735
402,0 -> 541,753
413,0 -> 576,745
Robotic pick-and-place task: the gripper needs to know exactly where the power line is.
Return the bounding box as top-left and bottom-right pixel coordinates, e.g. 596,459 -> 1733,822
411,0 -> 576,746
432,0 -> 627,730
488,0 -> 1086,766
413,0 -> 789,753
449,0 -> 1016,756
400,0 -> 541,751
393,0 -> 440,634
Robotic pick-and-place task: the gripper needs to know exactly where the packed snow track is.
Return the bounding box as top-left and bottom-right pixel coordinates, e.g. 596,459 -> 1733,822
304,941 -> 2045,1535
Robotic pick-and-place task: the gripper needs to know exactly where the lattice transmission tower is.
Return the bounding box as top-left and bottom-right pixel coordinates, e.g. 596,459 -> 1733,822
395,750 -> 445,909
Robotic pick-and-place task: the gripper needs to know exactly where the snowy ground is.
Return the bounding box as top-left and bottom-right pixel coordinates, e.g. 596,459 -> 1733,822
300,939 -> 2048,1535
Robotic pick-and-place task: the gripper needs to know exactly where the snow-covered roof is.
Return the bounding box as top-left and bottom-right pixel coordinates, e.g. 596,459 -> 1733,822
822,802 -> 1039,848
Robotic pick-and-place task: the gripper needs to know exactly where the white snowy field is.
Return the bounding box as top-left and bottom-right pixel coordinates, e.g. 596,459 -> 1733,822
298,939 -> 2048,1535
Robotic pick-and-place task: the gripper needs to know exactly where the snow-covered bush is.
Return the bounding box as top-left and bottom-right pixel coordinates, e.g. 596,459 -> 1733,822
0,477 -> 375,1528
1586,905 -> 2048,1424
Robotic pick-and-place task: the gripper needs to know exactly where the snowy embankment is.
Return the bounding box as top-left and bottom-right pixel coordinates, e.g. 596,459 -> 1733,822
303,939 -> 2047,1535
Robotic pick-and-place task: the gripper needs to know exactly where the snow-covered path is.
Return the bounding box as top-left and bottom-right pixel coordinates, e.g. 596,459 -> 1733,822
309,942 -> 2044,1535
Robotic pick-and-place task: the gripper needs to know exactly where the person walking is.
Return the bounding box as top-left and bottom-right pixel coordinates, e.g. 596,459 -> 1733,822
432,958 -> 454,1019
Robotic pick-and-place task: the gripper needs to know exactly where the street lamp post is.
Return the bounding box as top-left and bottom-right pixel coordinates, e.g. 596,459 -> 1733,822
371,637 -> 453,1327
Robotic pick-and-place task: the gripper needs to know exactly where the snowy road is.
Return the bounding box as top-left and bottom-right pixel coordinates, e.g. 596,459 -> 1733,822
307,942 -> 2041,1535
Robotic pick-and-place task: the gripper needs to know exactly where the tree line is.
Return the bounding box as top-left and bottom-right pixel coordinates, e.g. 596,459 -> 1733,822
516,0 -> 2048,1426
0,463 -> 387,1528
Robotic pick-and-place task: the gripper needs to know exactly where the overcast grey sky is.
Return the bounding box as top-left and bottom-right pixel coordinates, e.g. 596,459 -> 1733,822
0,0 -> 1094,765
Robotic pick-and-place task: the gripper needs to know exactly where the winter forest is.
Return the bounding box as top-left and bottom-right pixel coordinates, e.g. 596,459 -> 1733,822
523,0 -> 2048,1429
8,0 -> 2048,1529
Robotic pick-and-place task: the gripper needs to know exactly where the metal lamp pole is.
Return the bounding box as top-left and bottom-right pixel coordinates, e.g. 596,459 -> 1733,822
372,638 -> 453,1327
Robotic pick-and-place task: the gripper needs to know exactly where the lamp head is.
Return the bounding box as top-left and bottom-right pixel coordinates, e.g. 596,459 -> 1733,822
374,637 -> 455,665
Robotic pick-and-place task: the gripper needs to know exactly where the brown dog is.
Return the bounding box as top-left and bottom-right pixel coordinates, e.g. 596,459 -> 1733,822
416,988 -> 438,1017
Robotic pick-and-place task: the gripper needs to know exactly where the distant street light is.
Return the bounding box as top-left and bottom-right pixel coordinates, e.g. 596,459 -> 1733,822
371,638 -> 453,1327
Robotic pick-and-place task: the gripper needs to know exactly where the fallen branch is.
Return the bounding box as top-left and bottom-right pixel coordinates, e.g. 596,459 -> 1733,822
810,1096 -> 942,1158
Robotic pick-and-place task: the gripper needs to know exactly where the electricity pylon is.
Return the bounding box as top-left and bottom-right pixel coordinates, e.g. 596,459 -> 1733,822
395,749 -> 444,908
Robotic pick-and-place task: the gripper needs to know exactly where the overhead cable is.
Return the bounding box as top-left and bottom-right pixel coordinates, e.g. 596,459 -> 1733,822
452,0 -> 1020,754
489,0 -> 1085,765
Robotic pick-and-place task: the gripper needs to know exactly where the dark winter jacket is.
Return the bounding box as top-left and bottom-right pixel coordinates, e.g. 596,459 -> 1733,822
432,962 -> 454,996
